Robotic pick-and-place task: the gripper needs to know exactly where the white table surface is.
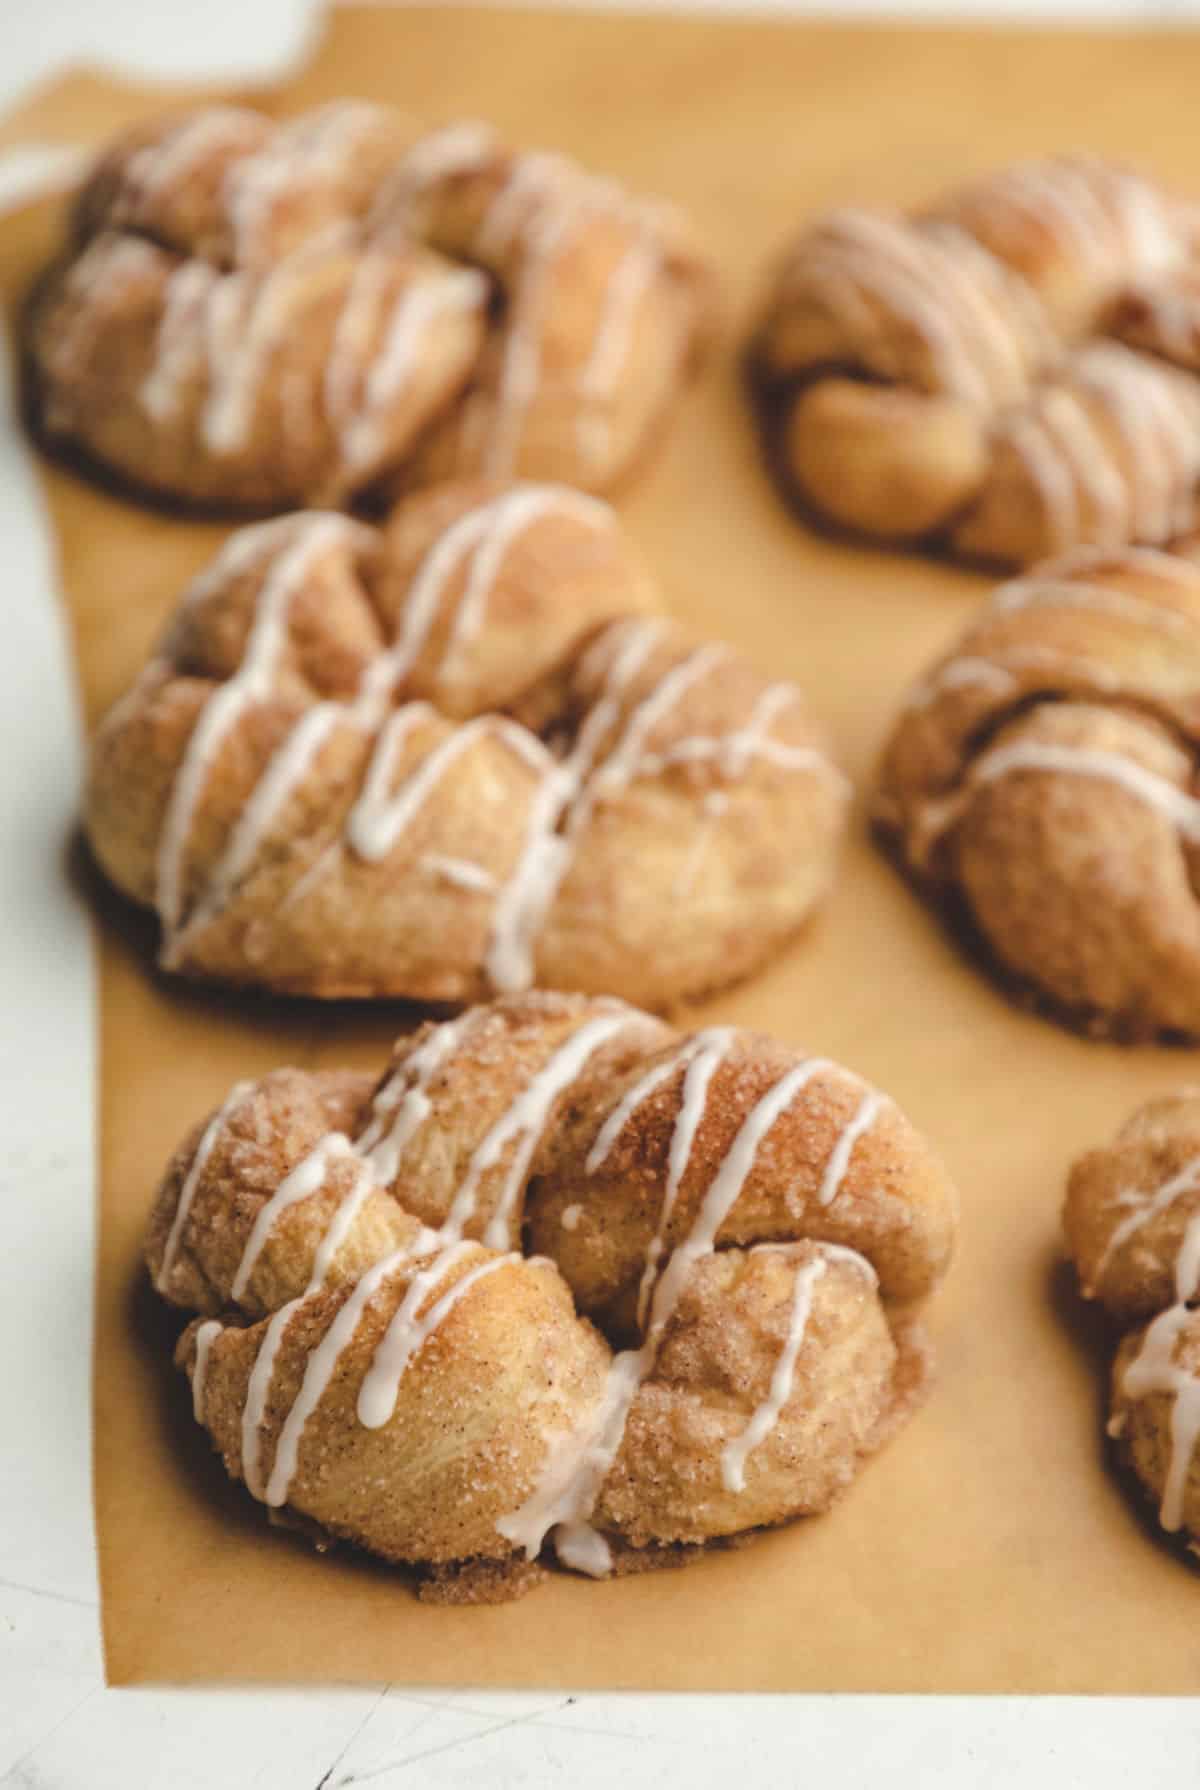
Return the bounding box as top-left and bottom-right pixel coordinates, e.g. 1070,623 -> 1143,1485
4,2 -> 1200,1783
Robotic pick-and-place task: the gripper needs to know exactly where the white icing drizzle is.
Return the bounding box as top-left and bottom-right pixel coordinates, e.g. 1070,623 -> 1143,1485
120,115 -> 489,475
189,1319 -> 224,1424
173,700 -> 345,951
1117,1205 -> 1200,1537
1050,542 -> 1200,584
631,1029 -> 736,1327
231,1132 -> 356,1302
258,1240 -> 419,1508
156,1079 -> 254,1291
497,1052 -> 869,1573
575,228 -> 663,471
902,655 -> 1021,714
997,337 -> 1200,555
436,486 -> 609,685
420,145 -> 675,480
356,1009 -> 480,1185
356,1245 -> 517,1429
242,1294 -> 306,1501
962,740 -> 1200,841
139,260 -> 218,424
560,1202 -> 583,1231
124,109 -> 264,213
1039,385 -> 1129,545
44,236 -> 164,430
155,513 -> 363,953
392,482 -> 609,694
346,709 -> 486,861
419,854 -> 497,893
949,157 -> 1181,296
991,572 -> 1199,638
309,1160 -> 378,1290
585,1036 -> 697,1175
1075,344 -> 1200,542
1009,410 -> 1078,552
1092,1153 -> 1200,1293
801,209 -> 1029,403
719,1256 -> 828,1493
817,1090 -> 884,1207
1120,1301 -> 1200,1530
481,618 -> 664,994
338,267 -> 488,472
367,120 -> 497,234
440,1008 -> 635,1250
481,621 -> 839,998
224,101 -> 385,266
202,222 -> 353,454
485,194 -> 583,477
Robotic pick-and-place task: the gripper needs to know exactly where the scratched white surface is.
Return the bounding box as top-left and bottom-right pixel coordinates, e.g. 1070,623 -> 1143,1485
4,2 -> 1200,1784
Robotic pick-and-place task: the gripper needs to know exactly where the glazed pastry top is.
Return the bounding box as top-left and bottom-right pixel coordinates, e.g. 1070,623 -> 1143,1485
755,157 -> 1200,565
31,102 -> 715,507
86,482 -> 848,1006
150,992 -> 957,1587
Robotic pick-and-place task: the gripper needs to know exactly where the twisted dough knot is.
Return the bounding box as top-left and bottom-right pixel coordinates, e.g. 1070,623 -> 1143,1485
29,103 -> 713,509
150,992 -> 957,1597
753,156 -> 1200,566
875,540 -> 1200,1038
86,482 -> 847,1005
1065,1093 -> 1200,1548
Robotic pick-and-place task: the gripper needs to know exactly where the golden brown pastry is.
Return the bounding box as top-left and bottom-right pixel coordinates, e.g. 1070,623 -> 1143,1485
85,482 -> 848,1005
874,539 -> 1200,1039
29,104 -> 713,509
752,156 -> 1200,567
1065,1092 -> 1200,1550
150,991 -> 958,1597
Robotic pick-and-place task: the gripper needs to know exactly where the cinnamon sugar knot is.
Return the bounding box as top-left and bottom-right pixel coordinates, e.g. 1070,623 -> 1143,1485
752,157 -> 1200,566
29,103 -> 714,509
85,483 -> 848,1005
150,991 -> 957,1596
874,540 -> 1200,1039
1065,1092 -> 1200,1547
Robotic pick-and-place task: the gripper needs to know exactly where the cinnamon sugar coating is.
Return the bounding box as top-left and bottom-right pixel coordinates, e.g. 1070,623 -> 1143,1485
85,485 -> 848,1006
752,157 -> 1200,567
875,540 -> 1200,1039
1065,1093 -> 1200,1549
151,992 -> 957,1593
29,103 -> 713,509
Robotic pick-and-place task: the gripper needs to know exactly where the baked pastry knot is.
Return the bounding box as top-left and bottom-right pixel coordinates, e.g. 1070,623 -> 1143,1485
28,103 -> 712,509
1065,1091 -> 1200,1551
752,156 -> 1200,566
149,991 -> 957,1597
85,483 -> 848,1005
875,539 -> 1200,1038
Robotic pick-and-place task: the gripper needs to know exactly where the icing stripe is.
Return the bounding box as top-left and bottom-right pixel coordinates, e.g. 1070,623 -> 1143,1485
157,1080 -> 254,1291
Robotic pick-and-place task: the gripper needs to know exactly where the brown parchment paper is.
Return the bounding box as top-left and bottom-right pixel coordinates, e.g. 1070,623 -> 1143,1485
10,5 -> 1200,1691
